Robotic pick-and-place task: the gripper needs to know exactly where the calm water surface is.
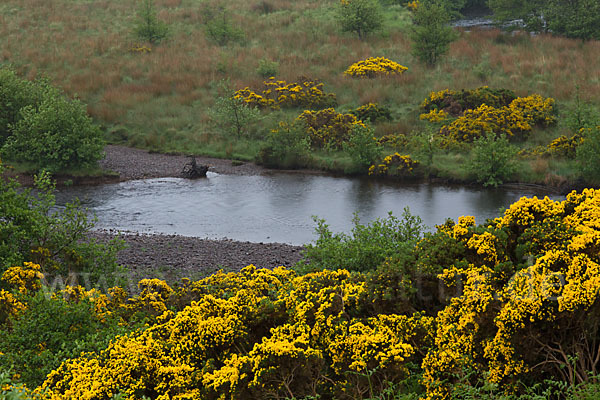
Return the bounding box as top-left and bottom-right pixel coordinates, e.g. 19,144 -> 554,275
54,172 -> 562,246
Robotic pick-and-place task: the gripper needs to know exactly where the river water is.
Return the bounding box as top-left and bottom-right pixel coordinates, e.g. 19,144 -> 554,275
54,173 -> 562,246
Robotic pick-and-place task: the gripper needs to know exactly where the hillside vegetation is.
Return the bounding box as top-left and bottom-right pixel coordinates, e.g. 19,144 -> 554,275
1,0 -> 599,185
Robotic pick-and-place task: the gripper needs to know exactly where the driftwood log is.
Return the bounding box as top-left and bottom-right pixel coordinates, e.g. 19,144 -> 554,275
181,157 -> 208,178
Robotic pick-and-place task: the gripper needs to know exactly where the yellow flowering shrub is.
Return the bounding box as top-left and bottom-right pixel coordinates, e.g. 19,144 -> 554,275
1,262 -> 44,294
38,266 -> 435,399
546,131 -> 584,158
377,134 -> 409,150
508,94 -> 557,127
368,152 -> 419,176
344,57 -> 408,78
420,87 -> 516,116
234,77 -> 337,110
421,189 -> 600,398
441,104 -> 532,142
297,108 -> 366,149
0,289 -> 26,324
420,108 -> 449,123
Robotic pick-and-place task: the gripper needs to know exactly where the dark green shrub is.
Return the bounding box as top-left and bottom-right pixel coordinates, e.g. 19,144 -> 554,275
0,68 -> 54,146
256,121 -> 311,168
134,0 -> 169,43
1,93 -> 105,172
0,168 -> 123,285
468,133 -> 518,187
297,209 -> 424,273
344,124 -> 383,173
256,58 -> 279,78
203,8 -> 245,46
576,126 -> 600,183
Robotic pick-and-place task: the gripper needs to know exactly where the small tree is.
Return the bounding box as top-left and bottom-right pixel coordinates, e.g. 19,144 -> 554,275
468,133 -> 517,187
410,0 -> 457,66
209,82 -> 261,138
134,0 -> 169,44
338,0 -> 383,40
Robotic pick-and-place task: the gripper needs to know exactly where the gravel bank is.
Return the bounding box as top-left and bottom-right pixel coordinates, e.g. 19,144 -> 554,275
100,145 -> 268,181
90,231 -> 305,282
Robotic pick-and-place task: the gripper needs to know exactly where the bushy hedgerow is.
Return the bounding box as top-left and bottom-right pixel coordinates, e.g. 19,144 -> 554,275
368,152 -> 420,176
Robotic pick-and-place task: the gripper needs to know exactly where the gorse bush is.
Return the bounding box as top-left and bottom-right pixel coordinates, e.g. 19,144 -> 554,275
344,57 -> 408,78
297,108 -> 365,149
368,152 -> 420,176
420,86 -> 517,116
234,77 -> 337,110
420,87 -> 557,144
350,102 -> 392,123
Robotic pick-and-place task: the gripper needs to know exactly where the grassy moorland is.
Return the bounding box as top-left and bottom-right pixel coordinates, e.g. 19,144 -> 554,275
1,0 -> 599,185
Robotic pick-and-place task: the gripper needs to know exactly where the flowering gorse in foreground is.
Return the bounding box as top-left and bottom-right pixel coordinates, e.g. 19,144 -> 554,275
4,190 -> 600,399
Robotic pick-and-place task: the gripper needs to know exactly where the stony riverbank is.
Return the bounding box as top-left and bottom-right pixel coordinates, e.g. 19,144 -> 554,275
89,231 -> 305,282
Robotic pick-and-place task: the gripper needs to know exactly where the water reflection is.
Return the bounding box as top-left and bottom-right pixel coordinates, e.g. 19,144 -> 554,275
54,173 -> 563,245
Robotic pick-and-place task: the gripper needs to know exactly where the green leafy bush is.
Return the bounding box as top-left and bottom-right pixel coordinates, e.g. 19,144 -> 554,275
203,8 -> 245,46
209,82 -> 262,138
256,121 -> 312,168
0,167 -> 123,284
2,93 -> 105,172
344,124 -> 383,173
0,68 -> 47,146
256,58 -> 279,78
297,209 -> 424,273
468,133 -> 518,187
576,126 -> 600,183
